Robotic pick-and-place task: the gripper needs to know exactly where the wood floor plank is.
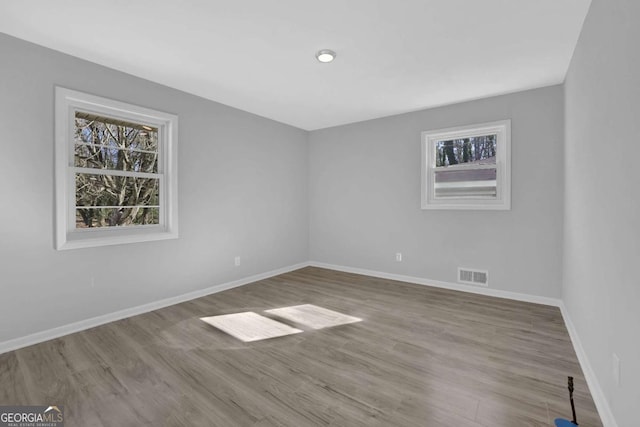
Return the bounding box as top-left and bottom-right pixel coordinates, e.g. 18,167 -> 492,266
0,352 -> 31,404
0,267 -> 603,426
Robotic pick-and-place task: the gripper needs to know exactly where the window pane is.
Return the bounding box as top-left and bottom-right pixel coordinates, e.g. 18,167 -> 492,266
74,112 -> 158,173
76,207 -> 159,228
75,173 -> 159,228
435,135 -> 497,168
435,168 -> 497,198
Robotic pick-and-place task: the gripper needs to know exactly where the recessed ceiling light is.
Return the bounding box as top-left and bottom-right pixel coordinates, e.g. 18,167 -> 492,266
316,49 -> 336,63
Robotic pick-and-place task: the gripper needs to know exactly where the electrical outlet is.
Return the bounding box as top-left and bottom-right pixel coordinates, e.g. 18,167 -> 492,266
234,256 -> 241,267
395,252 -> 402,262
612,353 -> 620,386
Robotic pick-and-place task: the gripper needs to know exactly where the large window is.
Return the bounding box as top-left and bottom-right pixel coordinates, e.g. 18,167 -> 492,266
55,87 -> 178,249
421,120 -> 511,210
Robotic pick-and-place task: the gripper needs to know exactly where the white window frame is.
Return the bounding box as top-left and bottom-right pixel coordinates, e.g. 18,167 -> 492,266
54,87 -> 178,250
421,119 -> 511,210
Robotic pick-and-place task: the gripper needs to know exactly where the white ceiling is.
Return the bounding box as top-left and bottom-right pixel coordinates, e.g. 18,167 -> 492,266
0,0 -> 591,130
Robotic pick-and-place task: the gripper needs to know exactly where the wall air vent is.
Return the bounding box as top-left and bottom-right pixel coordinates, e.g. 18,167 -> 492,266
458,268 -> 489,287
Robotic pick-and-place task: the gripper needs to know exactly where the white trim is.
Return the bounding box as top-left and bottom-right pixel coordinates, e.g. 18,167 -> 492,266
437,162 -> 497,171
55,87 -> 179,250
74,141 -> 158,155
308,261 -> 559,306
76,205 -> 160,210
421,119 -> 511,210
72,166 -> 160,179
559,302 -> 619,427
0,262 -> 309,355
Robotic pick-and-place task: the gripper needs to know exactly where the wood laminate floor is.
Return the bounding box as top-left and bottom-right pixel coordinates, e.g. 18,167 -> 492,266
0,267 -> 603,426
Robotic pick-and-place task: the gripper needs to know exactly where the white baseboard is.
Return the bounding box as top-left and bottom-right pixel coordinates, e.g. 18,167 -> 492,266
559,302 -> 618,427
0,262 -> 310,355
308,261 -> 562,307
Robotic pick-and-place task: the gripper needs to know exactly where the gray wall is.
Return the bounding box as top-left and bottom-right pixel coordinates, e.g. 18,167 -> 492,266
0,34 -> 309,343
309,86 -> 565,298
563,0 -> 640,425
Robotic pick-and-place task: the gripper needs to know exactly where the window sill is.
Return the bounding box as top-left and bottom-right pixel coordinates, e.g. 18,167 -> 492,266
421,201 -> 511,211
56,228 -> 178,250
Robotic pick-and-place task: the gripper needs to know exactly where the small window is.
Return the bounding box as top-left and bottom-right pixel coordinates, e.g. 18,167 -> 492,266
421,120 -> 511,210
55,87 -> 178,249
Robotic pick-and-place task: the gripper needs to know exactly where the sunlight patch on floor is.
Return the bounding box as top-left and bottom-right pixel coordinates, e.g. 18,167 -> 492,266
265,304 -> 362,330
200,312 -> 302,342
